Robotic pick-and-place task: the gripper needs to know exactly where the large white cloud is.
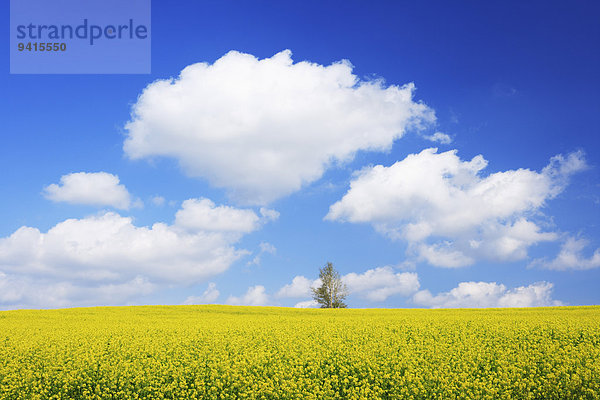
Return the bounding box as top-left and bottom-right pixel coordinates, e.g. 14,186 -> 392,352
413,281 -> 563,308
326,149 -> 586,267
531,237 -> 600,270
0,212 -> 241,284
44,172 -> 135,209
0,272 -> 154,310
0,198 -> 271,309
123,50 -> 435,204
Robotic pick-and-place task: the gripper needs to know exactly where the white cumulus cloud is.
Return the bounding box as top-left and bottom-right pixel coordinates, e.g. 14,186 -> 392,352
326,148 -> 586,267
278,266 -> 419,303
226,285 -> 269,306
151,196 -> 166,206
175,198 -> 262,234
343,267 -> 420,301
423,132 -> 452,144
44,172 -> 135,210
0,198 -> 271,310
123,50 -> 435,204
417,242 -> 475,268
413,281 -> 563,308
183,282 -> 220,305
294,300 -> 319,308
0,272 -> 154,310
247,241 -> 277,266
259,207 -> 280,221
531,237 -> 600,270
276,276 -> 318,298
0,212 -> 241,284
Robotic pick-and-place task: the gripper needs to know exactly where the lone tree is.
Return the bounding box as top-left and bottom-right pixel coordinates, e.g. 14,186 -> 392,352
312,262 -> 348,308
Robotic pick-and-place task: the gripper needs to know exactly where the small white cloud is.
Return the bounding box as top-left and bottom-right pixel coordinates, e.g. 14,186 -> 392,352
124,50 -> 435,205
532,237 -> 600,270
343,266 -> 420,301
247,241 -> 277,266
294,299 -> 319,308
395,260 -> 417,271
43,172 -> 133,210
276,276 -> 318,298
413,281 -> 563,308
449,110 -> 460,124
542,151 -> 589,194
259,208 -> 280,221
132,198 -> 144,209
492,83 -> 517,98
423,132 -> 452,144
226,285 -> 269,306
327,148 -> 586,267
417,243 -> 474,268
183,282 -> 220,304
259,242 -> 277,254
175,198 -> 260,234
151,196 -> 166,206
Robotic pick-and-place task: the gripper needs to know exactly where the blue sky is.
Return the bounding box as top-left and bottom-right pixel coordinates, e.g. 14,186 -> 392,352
1,1 -> 599,309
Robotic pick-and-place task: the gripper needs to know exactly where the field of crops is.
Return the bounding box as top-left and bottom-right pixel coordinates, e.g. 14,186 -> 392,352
0,305 -> 599,400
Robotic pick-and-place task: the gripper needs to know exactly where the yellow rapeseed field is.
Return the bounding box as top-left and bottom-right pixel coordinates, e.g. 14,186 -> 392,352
0,305 -> 598,399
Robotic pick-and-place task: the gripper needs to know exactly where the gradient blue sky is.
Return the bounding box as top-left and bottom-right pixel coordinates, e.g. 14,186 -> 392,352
1,1 -> 599,309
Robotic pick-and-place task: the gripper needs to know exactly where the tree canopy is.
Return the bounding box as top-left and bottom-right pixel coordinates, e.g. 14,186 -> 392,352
312,262 -> 348,308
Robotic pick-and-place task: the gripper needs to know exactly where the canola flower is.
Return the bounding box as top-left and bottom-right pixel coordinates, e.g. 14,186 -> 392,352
0,305 -> 599,399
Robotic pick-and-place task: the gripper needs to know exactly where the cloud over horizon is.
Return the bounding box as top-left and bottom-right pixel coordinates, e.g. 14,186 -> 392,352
226,285 -> 270,306
183,282 -> 220,305
413,281 -> 563,308
0,199 -> 274,309
326,148 -> 587,267
277,266 -> 420,303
